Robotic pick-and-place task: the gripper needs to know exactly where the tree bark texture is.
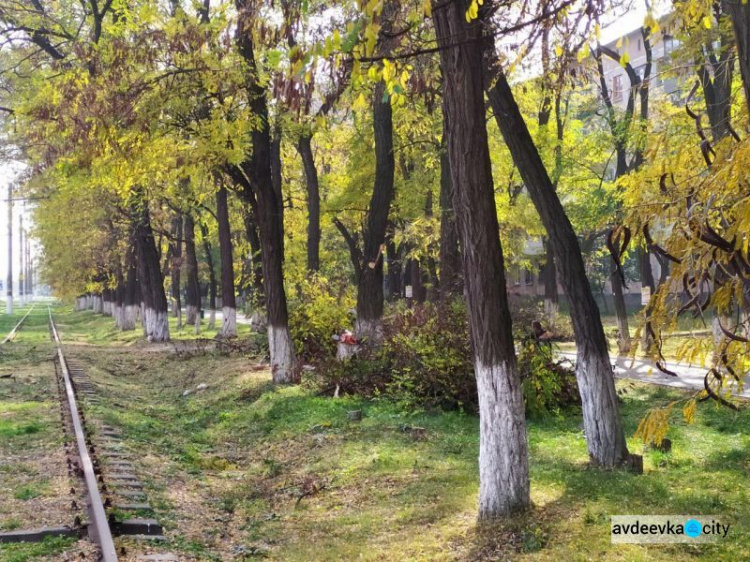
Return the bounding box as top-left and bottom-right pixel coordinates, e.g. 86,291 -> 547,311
216,184 -> 237,337
133,199 -> 170,342
434,0 -> 530,517
355,80 -> 395,344
232,2 -> 296,382
487,67 -> 630,468
297,132 -> 321,273
438,131 -> 462,299
184,213 -> 202,328
724,0 -> 750,115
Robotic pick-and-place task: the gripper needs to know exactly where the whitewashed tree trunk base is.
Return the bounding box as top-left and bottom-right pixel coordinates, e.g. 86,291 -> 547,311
208,309 -> 216,330
121,305 -> 138,331
144,308 -> 170,342
543,299 -> 558,326
575,352 -> 629,467
220,307 -> 237,338
268,324 -> 296,383
337,342 -> 360,360
92,296 -> 103,314
186,305 -> 199,327
355,317 -> 382,346
249,310 -> 267,332
475,360 -> 530,518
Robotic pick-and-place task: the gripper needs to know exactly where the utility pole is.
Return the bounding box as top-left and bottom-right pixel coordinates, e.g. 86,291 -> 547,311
19,214 -> 24,302
5,185 -> 12,314
26,235 -> 32,298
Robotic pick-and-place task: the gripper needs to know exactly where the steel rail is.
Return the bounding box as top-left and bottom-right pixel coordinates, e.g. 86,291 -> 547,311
49,307 -> 118,562
2,304 -> 35,344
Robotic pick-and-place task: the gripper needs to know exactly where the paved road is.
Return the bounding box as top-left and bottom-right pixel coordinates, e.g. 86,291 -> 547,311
559,351 -> 750,399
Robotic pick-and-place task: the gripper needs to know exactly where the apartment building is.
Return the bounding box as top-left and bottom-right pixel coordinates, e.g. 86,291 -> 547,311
597,21 -> 682,110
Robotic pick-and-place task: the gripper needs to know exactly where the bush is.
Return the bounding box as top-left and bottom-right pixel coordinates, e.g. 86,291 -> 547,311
288,275 -> 355,361
382,301 -> 475,411
304,299 -> 580,417
517,338 -> 580,418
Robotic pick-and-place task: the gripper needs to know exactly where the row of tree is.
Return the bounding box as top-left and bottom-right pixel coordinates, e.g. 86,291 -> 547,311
2,0 -> 750,517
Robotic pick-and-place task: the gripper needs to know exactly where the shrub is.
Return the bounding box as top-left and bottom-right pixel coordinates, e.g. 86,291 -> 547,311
382,301 -> 475,411
304,299 -> 580,417
517,337 -> 580,418
288,275 -> 355,361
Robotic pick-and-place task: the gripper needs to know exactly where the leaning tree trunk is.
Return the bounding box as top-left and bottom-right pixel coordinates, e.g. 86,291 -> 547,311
199,221 -> 218,329
232,6 -> 295,382
487,67 -> 631,468
216,184 -> 237,337
184,213 -> 202,331
297,133 -> 321,273
133,199 -> 170,342
355,81 -> 396,344
434,0 -> 530,517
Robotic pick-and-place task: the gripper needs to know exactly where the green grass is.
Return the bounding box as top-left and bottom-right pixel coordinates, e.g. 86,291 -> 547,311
50,305 -> 255,346
67,336 -> 750,560
0,537 -> 77,562
4,305 -> 749,560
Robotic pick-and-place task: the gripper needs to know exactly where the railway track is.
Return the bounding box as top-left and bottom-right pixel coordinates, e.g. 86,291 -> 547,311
1,307 -> 169,560
50,307 -> 119,562
1,304 -> 35,344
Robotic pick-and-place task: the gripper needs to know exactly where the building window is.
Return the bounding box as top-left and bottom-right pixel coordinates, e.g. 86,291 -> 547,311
612,75 -> 623,101
664,35 -> 679,55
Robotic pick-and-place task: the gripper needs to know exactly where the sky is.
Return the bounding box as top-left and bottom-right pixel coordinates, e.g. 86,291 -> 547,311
0,159 -> 36,298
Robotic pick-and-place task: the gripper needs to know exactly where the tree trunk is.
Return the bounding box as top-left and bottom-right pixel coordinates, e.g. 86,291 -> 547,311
168,214 -> 183,324
438,131 -> 461,299
385,223 -> 403,298
184,213 -> 201,330
216,185 -> 237,337
232,5 -> 295,382
199,221 -> 218,330
298,133 -> 321,273
487,67 -> 630,468
115,262 -> 125,329
355,81 -> 395,344
542,238 -> 559,324
723,0 -> 750,115
409,259 -> 426,304
243,203 -> 265,314
639,247 -> 655,351
639,247 -> 655,293
610,267 -> 631,353
434,0 -> 529,517
133,200 -> 170,342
